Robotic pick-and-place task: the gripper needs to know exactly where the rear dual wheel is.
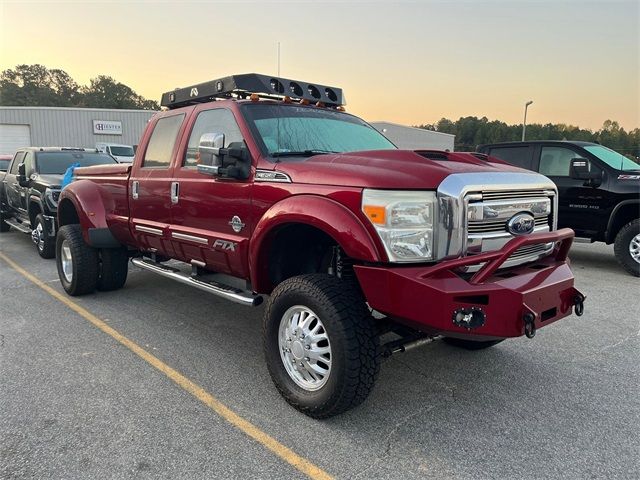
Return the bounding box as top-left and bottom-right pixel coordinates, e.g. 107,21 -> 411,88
56,224 -> 128,295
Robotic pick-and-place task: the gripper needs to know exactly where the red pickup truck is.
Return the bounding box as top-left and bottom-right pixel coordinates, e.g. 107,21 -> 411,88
56,74 -> 585,418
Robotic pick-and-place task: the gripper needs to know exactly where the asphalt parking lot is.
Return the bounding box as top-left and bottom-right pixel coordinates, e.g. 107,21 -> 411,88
1,230 -> 638,479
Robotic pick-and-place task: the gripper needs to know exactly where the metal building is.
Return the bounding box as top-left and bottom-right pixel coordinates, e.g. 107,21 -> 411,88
371,121 -> 455,151
0,106 -> 157,155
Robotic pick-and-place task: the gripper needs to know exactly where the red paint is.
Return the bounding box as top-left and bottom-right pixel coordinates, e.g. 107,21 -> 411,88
60,97 -> 583,339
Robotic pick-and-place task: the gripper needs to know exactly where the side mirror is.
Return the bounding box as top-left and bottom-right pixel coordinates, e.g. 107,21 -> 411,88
570,158 -> 602,186
196,133 -> 251,180
17,163 -> 29,187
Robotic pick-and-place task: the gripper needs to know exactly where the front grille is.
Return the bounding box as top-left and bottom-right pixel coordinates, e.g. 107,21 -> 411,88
481,189 -> 550,201
468,216 -> 548,234
464,188 -> 556,269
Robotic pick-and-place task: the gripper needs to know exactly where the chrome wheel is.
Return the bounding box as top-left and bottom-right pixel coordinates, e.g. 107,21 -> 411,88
60,239 -> 73,282
278,305 -> 331,391
32,221 -> 44,251
630,233 -> 640,264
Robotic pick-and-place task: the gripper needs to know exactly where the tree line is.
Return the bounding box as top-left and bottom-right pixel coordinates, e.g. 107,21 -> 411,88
418,117 -> 639,159
0,64 -> 159,110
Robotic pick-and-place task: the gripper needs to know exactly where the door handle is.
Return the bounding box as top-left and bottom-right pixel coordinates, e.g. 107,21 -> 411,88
170,181 -> 179,204
132,181 -> 139,199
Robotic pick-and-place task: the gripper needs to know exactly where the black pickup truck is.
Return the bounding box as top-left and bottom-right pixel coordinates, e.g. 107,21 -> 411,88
0,148 -> 117,258
477,141 -> 640,276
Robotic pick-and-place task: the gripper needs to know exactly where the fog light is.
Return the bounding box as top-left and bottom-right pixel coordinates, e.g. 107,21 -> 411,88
452,307 -> 486,329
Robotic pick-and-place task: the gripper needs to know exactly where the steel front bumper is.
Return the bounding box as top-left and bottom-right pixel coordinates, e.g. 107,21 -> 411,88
355,229 -> 585,339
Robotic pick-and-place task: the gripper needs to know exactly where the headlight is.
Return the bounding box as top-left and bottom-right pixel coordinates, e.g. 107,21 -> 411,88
362,189 -> 436,262
44,188 -> 61,209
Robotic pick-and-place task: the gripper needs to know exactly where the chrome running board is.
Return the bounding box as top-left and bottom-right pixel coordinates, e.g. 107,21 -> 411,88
132,257 -> 263,307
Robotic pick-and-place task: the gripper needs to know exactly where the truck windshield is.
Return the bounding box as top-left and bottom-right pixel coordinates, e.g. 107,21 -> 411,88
109,146 -> 134,157
36,152 -> 117,174
241,104 -> 396,159
583,145 -> 640,171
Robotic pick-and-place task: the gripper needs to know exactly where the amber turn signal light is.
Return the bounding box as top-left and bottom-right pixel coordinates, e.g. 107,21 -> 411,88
363,205 -> 386,225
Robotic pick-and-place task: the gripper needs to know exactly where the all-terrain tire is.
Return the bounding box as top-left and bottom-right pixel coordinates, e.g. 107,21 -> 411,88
263,274 -> 380,418
613,219 -> 640,277
34,213 -> 55,259
56,224 -> 99,296
97,247 -> 129,291
443,337 -> 504,350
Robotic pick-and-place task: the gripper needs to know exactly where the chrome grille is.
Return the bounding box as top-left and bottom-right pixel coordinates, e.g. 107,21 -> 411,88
468,216 -> 548,234
464,188 -> 556,269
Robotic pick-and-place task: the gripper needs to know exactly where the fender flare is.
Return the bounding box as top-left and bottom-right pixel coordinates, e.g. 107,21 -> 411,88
248,194 -> 383,292
606,199 -> 640,242
58,180 -> 120,247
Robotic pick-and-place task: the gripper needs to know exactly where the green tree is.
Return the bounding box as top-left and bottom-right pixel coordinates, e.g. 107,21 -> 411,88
82,75 -> 158,110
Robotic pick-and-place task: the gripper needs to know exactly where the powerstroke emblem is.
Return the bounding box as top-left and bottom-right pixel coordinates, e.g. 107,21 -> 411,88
507,212 -> 535,236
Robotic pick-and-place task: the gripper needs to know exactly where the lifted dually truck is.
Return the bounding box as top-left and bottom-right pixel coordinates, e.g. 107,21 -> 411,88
55,74 -> 585,418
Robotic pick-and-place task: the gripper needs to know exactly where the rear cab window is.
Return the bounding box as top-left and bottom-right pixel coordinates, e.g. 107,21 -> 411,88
142,114 -> 186,168
486,146 -> 534,170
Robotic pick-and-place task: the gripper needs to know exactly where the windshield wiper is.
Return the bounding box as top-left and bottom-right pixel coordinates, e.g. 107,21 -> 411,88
271,149 -> 339,158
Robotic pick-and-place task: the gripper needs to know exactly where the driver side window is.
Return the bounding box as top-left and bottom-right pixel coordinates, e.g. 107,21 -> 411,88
10,152 -> 25,174
183,109 -> 244,168
539,146 -> 579,177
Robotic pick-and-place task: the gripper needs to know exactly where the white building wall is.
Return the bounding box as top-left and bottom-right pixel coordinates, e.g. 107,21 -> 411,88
0,107 -> 157,155
371,121 -> 455,151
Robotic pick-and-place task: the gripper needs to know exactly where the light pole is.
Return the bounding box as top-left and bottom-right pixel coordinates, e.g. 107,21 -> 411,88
522,100 -> 533,141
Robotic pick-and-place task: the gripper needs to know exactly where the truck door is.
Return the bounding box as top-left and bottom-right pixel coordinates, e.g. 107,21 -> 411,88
169,107 -> 253,277
129,113 -> 187,256
3,151 -> 26,213
535,144 -> 605,237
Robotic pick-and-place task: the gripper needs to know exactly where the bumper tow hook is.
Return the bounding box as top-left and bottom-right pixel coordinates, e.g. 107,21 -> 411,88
523,313 -> 536,339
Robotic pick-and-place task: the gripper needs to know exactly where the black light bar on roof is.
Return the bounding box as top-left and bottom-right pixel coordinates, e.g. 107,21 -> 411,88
160,73 -> 344,109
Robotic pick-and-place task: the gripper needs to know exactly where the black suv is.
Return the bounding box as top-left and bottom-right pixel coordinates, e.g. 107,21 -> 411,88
477,141 -> 640,276
0,148 -> 117,258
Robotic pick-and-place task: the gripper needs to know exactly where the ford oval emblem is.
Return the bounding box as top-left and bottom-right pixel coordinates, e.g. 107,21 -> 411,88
507,213 -> 535,236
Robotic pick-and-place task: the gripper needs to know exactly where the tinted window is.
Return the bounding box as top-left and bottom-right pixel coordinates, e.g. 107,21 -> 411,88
183,109 -> 244,168
487,146 -> 531,169
24,152 -> 35,176
109,146 -> 134,157
583,145 -> 639,171
9,152 -> 25,174
539,146 -> 580,177
36,152 -> 117,175
0,159 -> 10,171
143,114 -> 185,168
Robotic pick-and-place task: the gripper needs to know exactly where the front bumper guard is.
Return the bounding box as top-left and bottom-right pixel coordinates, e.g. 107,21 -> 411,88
355,228 -> 585,339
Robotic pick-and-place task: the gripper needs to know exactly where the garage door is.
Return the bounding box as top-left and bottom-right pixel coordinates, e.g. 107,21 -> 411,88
0,124 -> 31,155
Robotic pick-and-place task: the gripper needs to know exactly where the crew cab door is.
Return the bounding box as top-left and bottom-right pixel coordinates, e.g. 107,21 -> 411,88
169,107 -> 253,277
534,144 -> 605,236
129,112 -> 188,256
3,151 -> 26,213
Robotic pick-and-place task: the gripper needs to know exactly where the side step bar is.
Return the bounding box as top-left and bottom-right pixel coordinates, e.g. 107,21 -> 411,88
131,257 -> 263,307
4,218 -> 32,234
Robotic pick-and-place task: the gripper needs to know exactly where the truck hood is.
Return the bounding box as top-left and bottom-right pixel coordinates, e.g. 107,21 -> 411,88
33,173 -> 63,188
273,150 -> 530,189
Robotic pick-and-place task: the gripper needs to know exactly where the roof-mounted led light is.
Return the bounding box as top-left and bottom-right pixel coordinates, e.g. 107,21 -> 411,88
315,101 -> 325,108
250,93 -> 260,102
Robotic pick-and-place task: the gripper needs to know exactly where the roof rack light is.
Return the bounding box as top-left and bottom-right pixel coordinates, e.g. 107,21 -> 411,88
160,73 -> 344,110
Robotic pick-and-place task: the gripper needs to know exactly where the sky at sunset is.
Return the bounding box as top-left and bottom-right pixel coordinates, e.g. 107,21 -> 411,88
1,0 -> 638,130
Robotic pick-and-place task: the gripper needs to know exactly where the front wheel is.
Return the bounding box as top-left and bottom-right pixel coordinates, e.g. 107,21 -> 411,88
56,224 -> 99,296
263,274 -> 380,418
33,213 -> 55,259
614,219 -> 640,277
443,337 -> 504,350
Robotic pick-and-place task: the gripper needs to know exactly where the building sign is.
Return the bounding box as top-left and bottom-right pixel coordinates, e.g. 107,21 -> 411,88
93,120 -> 122,135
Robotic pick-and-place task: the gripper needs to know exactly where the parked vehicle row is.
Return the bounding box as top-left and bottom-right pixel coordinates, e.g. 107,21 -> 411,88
0,148 -> 117,257
478,141 -> 640,276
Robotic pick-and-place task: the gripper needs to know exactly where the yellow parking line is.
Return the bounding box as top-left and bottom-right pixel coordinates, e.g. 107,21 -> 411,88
0,252 -> 333,480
